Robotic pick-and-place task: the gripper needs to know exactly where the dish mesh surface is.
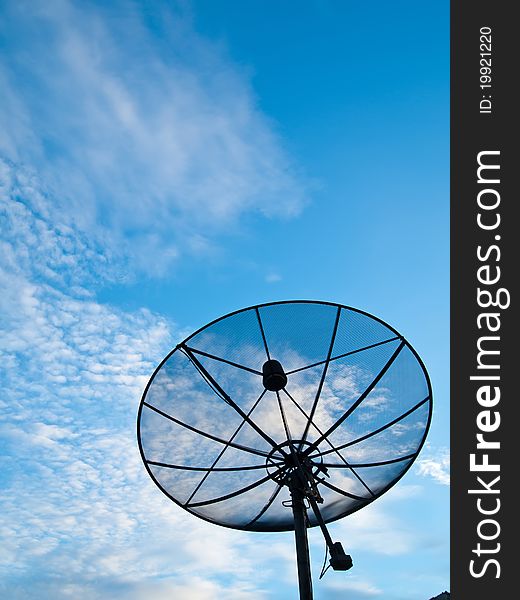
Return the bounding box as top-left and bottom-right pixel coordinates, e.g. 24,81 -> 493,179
138,301 -> 432,532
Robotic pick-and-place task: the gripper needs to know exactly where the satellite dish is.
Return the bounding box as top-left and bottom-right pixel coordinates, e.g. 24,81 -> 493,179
137,301 -> 432,599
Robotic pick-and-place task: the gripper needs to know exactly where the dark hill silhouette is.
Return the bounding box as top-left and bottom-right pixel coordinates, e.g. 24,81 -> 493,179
429,593 -> 450,600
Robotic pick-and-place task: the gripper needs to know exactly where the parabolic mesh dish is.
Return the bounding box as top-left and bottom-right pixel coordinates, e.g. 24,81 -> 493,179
137,301 -> 432,532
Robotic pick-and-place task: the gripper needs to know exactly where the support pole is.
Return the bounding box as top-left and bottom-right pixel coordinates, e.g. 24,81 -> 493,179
290,484 -> 313,600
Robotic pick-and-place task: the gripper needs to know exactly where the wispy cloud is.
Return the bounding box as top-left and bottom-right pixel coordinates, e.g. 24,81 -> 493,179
0,153 -> 440,595
0,577 -> 267,600
265,272 -> 282,283
0,3 -> 445,597
416,448 -> 450,485
323,577 -> 383,598
331,500 -> 419,557
0,0 -> 307,276
0,160 -> 285,596
0,1 -> 308,592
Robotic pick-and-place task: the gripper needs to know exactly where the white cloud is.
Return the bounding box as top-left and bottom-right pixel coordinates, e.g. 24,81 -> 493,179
0,0 -> 307,579
0,158 -> 119,289
0,123 -> 290,599
323,577 -> 382,598
265,272 -> 282,283
0,575 -> 267,600
416,448 -> 450,485
331,501 -> 418,557
0,5 -> 446,595
0,0 -> 307,276
0,274 -> 281,596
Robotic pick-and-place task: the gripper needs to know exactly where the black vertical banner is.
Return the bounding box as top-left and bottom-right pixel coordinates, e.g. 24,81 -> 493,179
451,1 -> 516,597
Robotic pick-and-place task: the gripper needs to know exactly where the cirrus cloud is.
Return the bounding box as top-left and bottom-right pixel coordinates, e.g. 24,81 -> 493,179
0,0 -> 307,277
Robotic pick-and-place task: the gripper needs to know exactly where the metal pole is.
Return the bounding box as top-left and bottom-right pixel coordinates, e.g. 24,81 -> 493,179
290,484 -> 313,600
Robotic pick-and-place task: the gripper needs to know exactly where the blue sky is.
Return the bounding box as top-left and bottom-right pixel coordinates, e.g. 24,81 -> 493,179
0,1 -> 449,599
